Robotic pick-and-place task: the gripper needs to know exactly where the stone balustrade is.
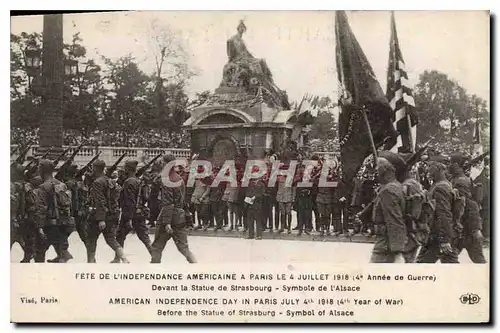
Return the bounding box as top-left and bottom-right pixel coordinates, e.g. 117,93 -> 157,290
11,145 -> 192,168
11,145 -> 338,168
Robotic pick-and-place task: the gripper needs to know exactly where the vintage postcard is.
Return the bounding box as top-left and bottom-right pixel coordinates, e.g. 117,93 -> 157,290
10,10 -> 490,323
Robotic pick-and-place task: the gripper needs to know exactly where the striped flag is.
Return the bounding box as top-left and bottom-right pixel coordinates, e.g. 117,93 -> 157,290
386,11 -> 418,153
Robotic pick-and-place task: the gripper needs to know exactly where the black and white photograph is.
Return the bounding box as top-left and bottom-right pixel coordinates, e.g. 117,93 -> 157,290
9,9 -> 491,323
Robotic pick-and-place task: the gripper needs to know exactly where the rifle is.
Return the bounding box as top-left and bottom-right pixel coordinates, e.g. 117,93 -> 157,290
11,141 -> 34,167
52,146 -> 72,167
75,151 -> 102,179
54,141 -> 86,180
464,150 -> 490,170
356,142 -> 432,220
24,147 -> 54,179
105,152 -> 127,177
136,153 -> 163,178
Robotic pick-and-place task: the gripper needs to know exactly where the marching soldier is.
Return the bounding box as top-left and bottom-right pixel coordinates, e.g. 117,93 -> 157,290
369,152 -> 407,263
147,162 -> 164,228
314,165 -> 333,236
34,160 -> 74,263
86,159 -> 129,263
449,153 -> 486,263
11,164 -> 29,261
64,164 -> 88,246
24,176 -> 44,262
151,155 -> 196,263
115,160 -> 153,262
417,155 -> 460,263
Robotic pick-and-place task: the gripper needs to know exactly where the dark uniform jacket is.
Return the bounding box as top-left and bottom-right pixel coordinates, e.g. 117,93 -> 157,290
372,180 -> 407,253
120,176 -> 145,221
451,175 -> 482,233
157,171 -> 185,226
90,175 -> 121,221
428,180 -> 454,244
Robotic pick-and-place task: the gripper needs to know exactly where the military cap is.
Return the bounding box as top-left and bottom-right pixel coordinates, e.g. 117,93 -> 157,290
378,151 -> 407,173
151,161 -> 163,173
93,159 -> 106,170
163,154 -> 176,164
124,160 -> 138,170
38,159 -> 54,173
449,152 -> 470,168
428,155 -> 450,165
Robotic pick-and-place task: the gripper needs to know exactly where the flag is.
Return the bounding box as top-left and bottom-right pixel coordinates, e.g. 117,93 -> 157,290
387,11 -> 418,153
335,10 -> 397,187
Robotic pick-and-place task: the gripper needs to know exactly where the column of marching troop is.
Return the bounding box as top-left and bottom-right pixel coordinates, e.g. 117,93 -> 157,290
11,153 -> 196,264
11,147 -> 489,264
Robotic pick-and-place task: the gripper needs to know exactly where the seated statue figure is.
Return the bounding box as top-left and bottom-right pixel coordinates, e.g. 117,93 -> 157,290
220,20 -> 290,109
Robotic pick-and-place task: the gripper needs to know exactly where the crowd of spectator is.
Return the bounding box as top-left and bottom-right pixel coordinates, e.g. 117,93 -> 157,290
11,128 -> 190,149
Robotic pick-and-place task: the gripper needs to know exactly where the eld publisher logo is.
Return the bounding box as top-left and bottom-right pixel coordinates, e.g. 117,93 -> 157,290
460,293 -> 481,305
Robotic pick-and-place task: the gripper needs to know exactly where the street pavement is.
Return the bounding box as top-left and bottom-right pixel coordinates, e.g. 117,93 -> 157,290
10,232 -> 489,264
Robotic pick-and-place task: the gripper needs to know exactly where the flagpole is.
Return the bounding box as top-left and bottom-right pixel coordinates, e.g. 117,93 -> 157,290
405,106 -> 415,153
361,107 -> 378,164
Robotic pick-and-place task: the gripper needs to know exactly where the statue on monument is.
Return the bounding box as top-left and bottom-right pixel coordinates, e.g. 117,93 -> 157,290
220,20 -> 290,109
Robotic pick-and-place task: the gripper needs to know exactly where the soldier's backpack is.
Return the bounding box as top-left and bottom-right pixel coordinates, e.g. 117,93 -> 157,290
403,180 -> 433,246
106,178 -> 122,216
49,181 -> 74,226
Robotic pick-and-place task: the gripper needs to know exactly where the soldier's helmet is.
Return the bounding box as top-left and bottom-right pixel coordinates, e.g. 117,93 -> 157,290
124,160 -> 138,172
38,159 -> 54,175
378,151 -> 407,173
93,159 -> 106,171
449,152 -> 470,168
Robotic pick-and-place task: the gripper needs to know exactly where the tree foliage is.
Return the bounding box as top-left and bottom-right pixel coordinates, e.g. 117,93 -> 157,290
414,70 -> 489,152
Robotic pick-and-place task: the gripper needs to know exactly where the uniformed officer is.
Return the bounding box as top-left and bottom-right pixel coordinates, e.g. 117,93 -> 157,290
115,160 -> 153,261
64,164 -> 87,246
151,155 -> 196,263
449,153 -> 486,263
86,159 -> 129,263
416,155 -> 460,263
369,153 -> 407,263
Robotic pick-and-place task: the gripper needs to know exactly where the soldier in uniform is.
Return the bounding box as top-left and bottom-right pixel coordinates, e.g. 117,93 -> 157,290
24,176 -> 44,262
151,155 -> 196,263
115,160 -> 153,261
369,152 -> 407,263
209,168 -> 226,231
11,164 -> 28,261
148,162 -> 164,229
449,153 -> 486,263
86,159 -> 129,263
34,160 -> 74,263
64,164 -> 87,246
416,155 -> 460,263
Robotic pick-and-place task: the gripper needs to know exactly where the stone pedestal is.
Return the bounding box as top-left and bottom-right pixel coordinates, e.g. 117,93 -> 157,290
38,14 -> 64,159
